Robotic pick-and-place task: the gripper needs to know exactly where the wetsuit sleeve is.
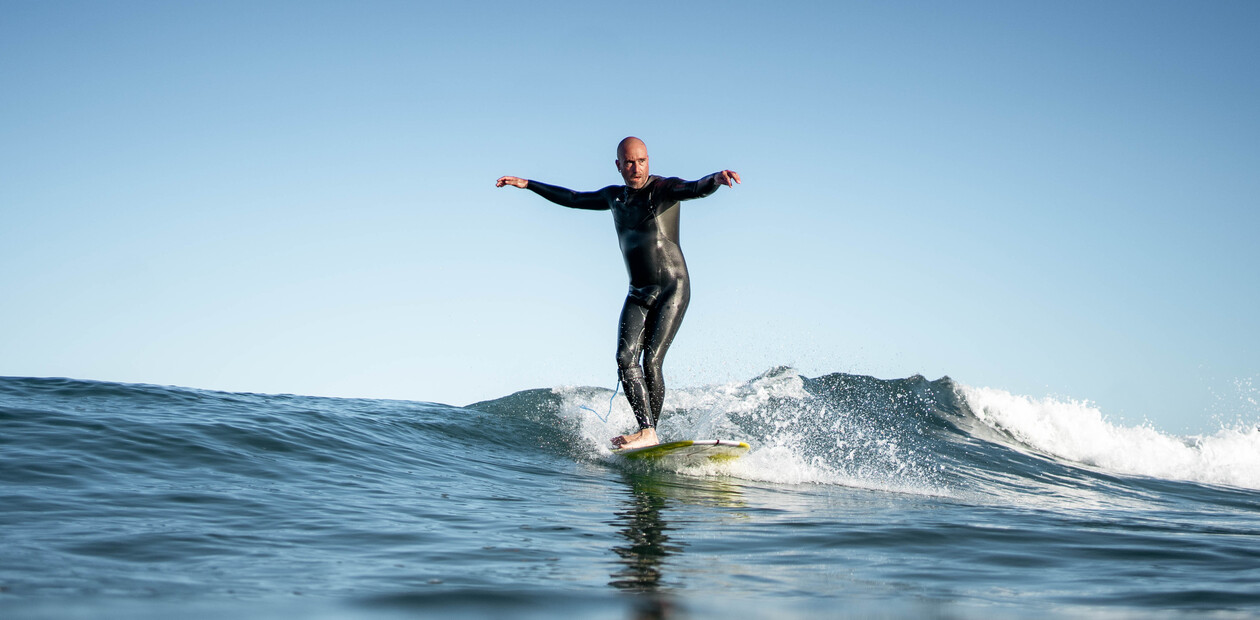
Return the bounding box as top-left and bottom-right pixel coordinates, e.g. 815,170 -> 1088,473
525,180 -> 611,211
657,174 -> 722,202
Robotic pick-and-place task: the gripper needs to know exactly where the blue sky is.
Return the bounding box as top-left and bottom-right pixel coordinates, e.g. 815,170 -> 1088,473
2,1 -> 1256,433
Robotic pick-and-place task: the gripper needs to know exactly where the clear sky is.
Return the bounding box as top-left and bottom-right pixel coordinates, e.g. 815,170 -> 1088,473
2,1 -> 1256,433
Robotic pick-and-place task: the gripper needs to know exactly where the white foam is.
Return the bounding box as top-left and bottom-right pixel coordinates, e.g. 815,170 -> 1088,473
960,385 -> 1260,490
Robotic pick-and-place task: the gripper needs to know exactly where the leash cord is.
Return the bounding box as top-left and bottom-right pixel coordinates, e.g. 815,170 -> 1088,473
578,378 -> 620,423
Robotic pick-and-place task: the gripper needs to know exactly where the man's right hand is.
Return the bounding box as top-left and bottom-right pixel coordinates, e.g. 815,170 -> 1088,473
496,176 -> 527,188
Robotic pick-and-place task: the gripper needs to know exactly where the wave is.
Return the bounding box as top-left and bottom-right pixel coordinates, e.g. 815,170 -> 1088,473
0,376 -> 541,502
473,367 -> 1260,496
7,373 -> 1258,616
5,368 -> 1257,513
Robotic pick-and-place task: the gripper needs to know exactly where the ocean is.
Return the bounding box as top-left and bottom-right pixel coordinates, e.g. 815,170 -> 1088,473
2,368 -> 1258,619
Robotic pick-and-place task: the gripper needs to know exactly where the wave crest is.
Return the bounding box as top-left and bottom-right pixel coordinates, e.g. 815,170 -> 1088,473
960,386 -> 1260,490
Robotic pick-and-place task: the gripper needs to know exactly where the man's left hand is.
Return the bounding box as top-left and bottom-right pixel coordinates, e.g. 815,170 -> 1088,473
716,170 -> 741,187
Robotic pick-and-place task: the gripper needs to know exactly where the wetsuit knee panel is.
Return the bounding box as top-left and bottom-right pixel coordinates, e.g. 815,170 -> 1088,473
619,365 -> 645,382
616,342 -> 640,369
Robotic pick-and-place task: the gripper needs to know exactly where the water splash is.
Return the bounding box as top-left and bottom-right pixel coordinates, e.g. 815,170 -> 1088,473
554,368 -> 951,495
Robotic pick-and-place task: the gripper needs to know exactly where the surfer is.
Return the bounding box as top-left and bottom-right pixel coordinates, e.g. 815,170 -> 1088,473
496,137 -> 739,450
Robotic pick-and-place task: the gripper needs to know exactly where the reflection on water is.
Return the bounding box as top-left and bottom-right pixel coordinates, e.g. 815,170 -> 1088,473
609,475 -> 681,592
609,470 -> 746,617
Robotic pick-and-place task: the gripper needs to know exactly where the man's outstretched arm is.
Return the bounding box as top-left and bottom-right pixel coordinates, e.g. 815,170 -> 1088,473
495,176 -> 610,211
659,170 -> 741,201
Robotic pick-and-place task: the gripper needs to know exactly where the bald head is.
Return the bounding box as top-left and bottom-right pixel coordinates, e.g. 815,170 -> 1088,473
615,136 -> 650,189
617,136 -> 646,161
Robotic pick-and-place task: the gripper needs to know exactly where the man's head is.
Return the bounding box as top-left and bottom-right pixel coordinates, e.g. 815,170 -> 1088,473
615,136 -> 649,190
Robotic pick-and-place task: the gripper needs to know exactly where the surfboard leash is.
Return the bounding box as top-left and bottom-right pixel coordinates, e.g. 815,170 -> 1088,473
578,378 -> 620,423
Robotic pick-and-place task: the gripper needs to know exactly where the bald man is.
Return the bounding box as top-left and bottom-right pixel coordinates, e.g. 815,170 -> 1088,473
497,137 -> 740,450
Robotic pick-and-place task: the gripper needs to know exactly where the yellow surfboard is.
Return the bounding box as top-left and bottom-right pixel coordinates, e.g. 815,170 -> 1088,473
614,439 -> 750,464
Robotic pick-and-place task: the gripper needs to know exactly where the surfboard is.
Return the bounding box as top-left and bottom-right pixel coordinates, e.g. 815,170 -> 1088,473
614,439 -> 750,465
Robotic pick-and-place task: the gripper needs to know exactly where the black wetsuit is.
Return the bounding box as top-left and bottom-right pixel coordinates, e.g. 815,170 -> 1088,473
526,174 -> 725,430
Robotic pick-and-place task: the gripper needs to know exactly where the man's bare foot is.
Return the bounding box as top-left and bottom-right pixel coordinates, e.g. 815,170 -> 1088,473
612,427 -> 659,450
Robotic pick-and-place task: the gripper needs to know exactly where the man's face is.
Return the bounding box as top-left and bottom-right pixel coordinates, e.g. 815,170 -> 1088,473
616,141 -> 650,189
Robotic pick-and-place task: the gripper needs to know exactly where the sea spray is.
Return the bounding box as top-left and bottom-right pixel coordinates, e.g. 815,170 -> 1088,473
551,368 -> 952,495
